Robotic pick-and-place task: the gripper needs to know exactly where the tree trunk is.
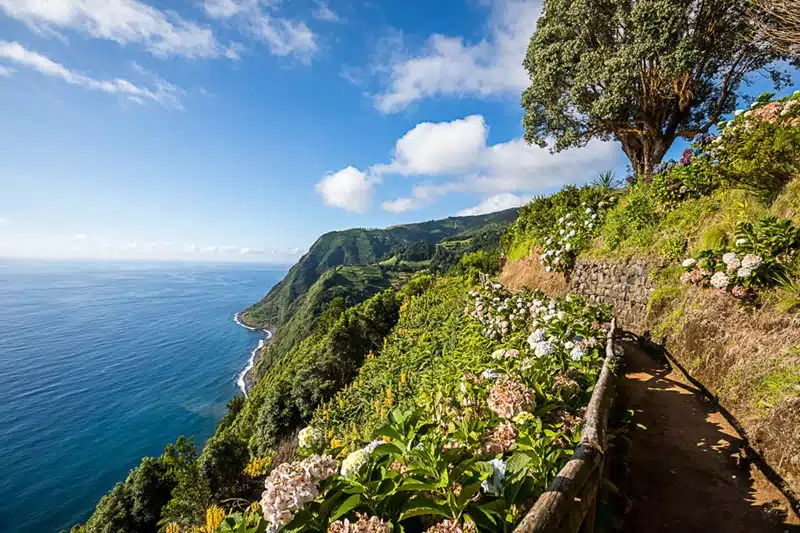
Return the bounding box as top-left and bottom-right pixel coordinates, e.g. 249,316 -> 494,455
618,132 -> 673,181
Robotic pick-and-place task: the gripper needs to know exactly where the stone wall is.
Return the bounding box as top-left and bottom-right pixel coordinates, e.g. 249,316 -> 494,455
569,260 -> 655,332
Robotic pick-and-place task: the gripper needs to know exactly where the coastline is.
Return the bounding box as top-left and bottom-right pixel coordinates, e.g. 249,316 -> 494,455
233,312 -> 272,397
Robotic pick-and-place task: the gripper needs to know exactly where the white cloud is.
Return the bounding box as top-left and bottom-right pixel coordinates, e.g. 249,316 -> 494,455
0,0 -> 232,59
372,0 -> 540,112
315,166 -> 378,212
72,233 -> 88,240
0,65 -> 14,77
203,0 -> 317,60
0,41 -> 184,108
372,115 -> 488,176
0,216 -> 6,225
312,1 -> 339,22
332,114 -> 620,214
457,193 -> 530,216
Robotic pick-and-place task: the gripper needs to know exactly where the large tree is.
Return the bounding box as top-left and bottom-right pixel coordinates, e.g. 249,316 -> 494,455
522,0 -> 787,177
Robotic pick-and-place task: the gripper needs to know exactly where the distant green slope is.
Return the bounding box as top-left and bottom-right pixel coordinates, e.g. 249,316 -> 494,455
241,209 -> 518,329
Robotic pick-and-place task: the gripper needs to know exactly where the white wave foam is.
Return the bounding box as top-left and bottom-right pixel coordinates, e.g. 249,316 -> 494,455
236,338 -> 265,397
233,312 -> 259,331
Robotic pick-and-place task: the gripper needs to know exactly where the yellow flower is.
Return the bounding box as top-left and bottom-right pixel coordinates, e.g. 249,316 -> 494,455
331,438 -> 342,448
385,386 -> 393,408
339,398 -> 345,408
244,455 -> 272,477
400,373 -> 407,385
202,505 -> 225,533
165,523 -> 181,533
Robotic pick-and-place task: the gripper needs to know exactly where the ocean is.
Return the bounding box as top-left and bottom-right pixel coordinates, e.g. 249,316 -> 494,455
0,260 -> 285,533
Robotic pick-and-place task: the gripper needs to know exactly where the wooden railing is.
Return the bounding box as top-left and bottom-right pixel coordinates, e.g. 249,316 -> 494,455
514,319 -> 618,533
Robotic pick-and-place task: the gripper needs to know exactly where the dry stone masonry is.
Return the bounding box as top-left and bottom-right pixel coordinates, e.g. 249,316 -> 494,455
569,260 -> 655,332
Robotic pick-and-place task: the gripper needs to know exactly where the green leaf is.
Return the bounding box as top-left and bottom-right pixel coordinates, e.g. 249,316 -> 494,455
331,494 -> 364,521
397,481 -> 440,492
399,497 -> 452,521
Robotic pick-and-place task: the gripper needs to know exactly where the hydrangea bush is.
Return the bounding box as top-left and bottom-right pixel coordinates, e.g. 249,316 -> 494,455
679,216 -> 800,300
538,197 -> 617,273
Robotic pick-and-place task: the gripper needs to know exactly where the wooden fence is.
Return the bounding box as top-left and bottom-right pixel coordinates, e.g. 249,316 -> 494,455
514,319 -> 618,533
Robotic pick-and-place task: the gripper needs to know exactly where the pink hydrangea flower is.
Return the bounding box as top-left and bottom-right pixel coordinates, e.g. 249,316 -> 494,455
487,378 -> 536,419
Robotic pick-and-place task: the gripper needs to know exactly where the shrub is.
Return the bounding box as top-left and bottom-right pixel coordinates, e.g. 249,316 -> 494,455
601,186 -> 661,250
710,95 -> 800,202
661,232 -> 687,260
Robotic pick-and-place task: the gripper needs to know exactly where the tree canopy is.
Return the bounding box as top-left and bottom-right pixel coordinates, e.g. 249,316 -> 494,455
522,0 -> 787,177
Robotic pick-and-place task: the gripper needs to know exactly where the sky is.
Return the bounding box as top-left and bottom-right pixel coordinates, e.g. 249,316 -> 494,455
0,0 -> 797,263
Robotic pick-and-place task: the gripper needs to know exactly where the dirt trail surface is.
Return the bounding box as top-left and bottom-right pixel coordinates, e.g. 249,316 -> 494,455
618,341 -> 800,532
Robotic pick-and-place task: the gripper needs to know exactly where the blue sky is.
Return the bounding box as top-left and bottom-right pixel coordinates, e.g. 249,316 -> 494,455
0,0 -> 797,263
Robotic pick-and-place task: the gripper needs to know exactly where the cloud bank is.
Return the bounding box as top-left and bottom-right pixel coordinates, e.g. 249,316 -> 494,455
315,114 -> 620,215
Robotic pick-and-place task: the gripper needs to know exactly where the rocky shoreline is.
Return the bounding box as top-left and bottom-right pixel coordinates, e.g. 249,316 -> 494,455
234,312 -> 272,396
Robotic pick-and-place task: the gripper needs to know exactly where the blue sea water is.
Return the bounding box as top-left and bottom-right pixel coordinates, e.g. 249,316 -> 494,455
0,260 -> 285,533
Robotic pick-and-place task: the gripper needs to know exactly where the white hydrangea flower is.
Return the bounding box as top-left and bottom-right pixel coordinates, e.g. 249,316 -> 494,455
527,329 -> 547,346
585,208 -> 592,214
570,346 -> 586,361
482,369 -> 501,380
340,442 -> 383,478
682,258 -> 696,268
534,341 -> 555,357
710,271 -> 730,289
298,426 -> 324,449
556,311 -> 565,320
564,341 -> 575,350
491,349 -> 506,360
481,458 -> 507,496
741,254 -> 762,269
736,266 -> 753,278
558,217 -> 565,223
565,243 -> 572,251
722,253 -> 740,268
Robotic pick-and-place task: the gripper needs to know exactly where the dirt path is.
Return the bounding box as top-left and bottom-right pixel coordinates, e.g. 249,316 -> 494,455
616,340 -> 800,532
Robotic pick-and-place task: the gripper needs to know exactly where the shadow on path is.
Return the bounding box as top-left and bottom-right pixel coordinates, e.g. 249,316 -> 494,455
616,340 -> 800,532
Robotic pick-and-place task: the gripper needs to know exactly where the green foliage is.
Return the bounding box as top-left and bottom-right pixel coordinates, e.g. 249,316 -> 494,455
521,0 -> 785,176
199,432 -> 253,502
216,510 -> 270,533
592,170 -> 618,190
710,113 -> 800,202
660,232 -> 687,260
159,437 -> 212,530
651,160 -> 718,209
601,187 -> 661,251
452,250 -> 500,281
698,226 -> 728,250
753,362 -> 800,411
242,210 -> 518,330
386,240 -> 436,262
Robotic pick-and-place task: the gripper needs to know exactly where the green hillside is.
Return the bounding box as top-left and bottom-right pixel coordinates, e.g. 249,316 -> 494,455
240,209 -> 518,330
